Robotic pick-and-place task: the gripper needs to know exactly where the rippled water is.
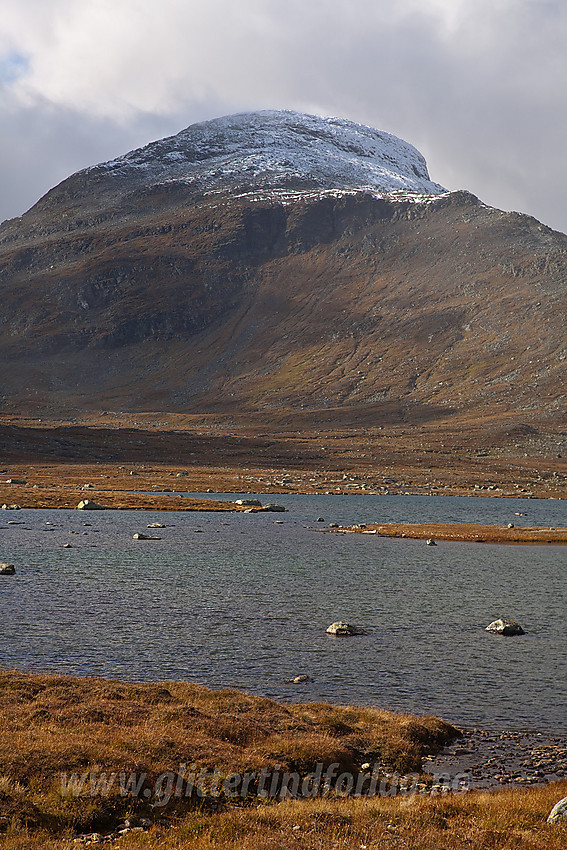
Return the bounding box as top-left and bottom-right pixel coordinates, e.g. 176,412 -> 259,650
1,495 -> 565,732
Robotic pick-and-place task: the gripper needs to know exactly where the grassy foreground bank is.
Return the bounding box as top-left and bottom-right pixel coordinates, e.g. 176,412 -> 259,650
0,671 -> 565,848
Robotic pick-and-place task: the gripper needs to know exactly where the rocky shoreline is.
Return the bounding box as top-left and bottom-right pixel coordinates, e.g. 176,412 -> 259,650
425,728 -> 567,790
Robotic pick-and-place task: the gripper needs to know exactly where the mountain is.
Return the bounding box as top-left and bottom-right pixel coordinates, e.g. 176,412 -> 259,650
0,110 -> 565,428
4,110 -> 445,227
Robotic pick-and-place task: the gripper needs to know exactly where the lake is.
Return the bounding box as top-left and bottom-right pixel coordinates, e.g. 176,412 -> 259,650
1,494 -> 565,732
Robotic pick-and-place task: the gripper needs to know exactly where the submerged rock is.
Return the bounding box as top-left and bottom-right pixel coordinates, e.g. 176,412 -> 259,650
0,562 -> 16,575
548,796 -> 567,823
133,533 -> 161,540
259,504 -> 287,512
326,621 -> 367,636
485,618 -> 525,636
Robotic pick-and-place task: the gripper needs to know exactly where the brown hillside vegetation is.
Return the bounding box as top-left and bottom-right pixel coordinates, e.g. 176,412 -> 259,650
0,189 -> 565,429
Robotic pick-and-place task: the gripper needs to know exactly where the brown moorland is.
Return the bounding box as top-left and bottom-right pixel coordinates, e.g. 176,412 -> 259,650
1,411 -> 566,505
0,671 -> 457,837
0,671 -> 566,849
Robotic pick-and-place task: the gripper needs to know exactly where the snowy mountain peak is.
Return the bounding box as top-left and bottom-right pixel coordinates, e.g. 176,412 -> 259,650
92,110 -> 446,198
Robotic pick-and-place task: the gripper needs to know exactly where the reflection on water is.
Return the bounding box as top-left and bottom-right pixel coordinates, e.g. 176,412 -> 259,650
0,495 -> 565,731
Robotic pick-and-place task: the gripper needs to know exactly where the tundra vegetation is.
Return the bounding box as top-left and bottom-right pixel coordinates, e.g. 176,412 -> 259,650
0,671 -> 565,848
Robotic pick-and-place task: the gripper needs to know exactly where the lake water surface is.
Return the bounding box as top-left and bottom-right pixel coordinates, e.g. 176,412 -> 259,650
1,494 -> 565,732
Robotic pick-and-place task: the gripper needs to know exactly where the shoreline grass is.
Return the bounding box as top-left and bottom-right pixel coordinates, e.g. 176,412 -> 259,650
332,521 -> 567,544
0,670 -> 458,838
0,671 -> 565,847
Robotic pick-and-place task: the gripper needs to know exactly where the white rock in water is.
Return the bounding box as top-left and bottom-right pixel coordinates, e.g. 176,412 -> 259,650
326,621 -> 367,636
0,562 -> 16,575
485,618 -> 525,636
77,499 -> 105,510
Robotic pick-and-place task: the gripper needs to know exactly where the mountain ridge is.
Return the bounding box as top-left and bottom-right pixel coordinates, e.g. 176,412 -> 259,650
0,111 -> 445,238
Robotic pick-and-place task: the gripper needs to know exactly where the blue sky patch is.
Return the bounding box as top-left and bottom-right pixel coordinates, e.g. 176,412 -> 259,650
0,52 -> 29,84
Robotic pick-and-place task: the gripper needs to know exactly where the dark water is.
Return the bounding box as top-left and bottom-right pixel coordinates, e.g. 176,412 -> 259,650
1,495 -> 565,732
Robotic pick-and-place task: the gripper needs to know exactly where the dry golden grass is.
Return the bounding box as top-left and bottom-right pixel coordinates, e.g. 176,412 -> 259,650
1,783 -> 566,849
120,785 -> 567,850
0,670 -> 565,848
0,485 -> 242,511
2,413 -> 566,503
0,670 -> 457,842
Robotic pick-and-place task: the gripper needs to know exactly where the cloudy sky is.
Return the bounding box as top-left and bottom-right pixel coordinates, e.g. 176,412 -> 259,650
1,0 -> 566,233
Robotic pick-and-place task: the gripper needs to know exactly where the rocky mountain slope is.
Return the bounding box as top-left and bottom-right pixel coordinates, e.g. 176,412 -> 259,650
0,111 -> 565,426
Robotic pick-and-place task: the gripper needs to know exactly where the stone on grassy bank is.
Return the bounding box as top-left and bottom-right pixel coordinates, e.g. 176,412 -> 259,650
547,796 -> 567,823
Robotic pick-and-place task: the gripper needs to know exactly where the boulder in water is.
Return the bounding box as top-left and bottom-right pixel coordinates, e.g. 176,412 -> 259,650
77,499 -> 105,510
485,618 -> 525,636
326,621 -> 367,636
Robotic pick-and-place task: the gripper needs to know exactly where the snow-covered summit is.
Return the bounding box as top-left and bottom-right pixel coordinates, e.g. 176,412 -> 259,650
90,110 -> 446,198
